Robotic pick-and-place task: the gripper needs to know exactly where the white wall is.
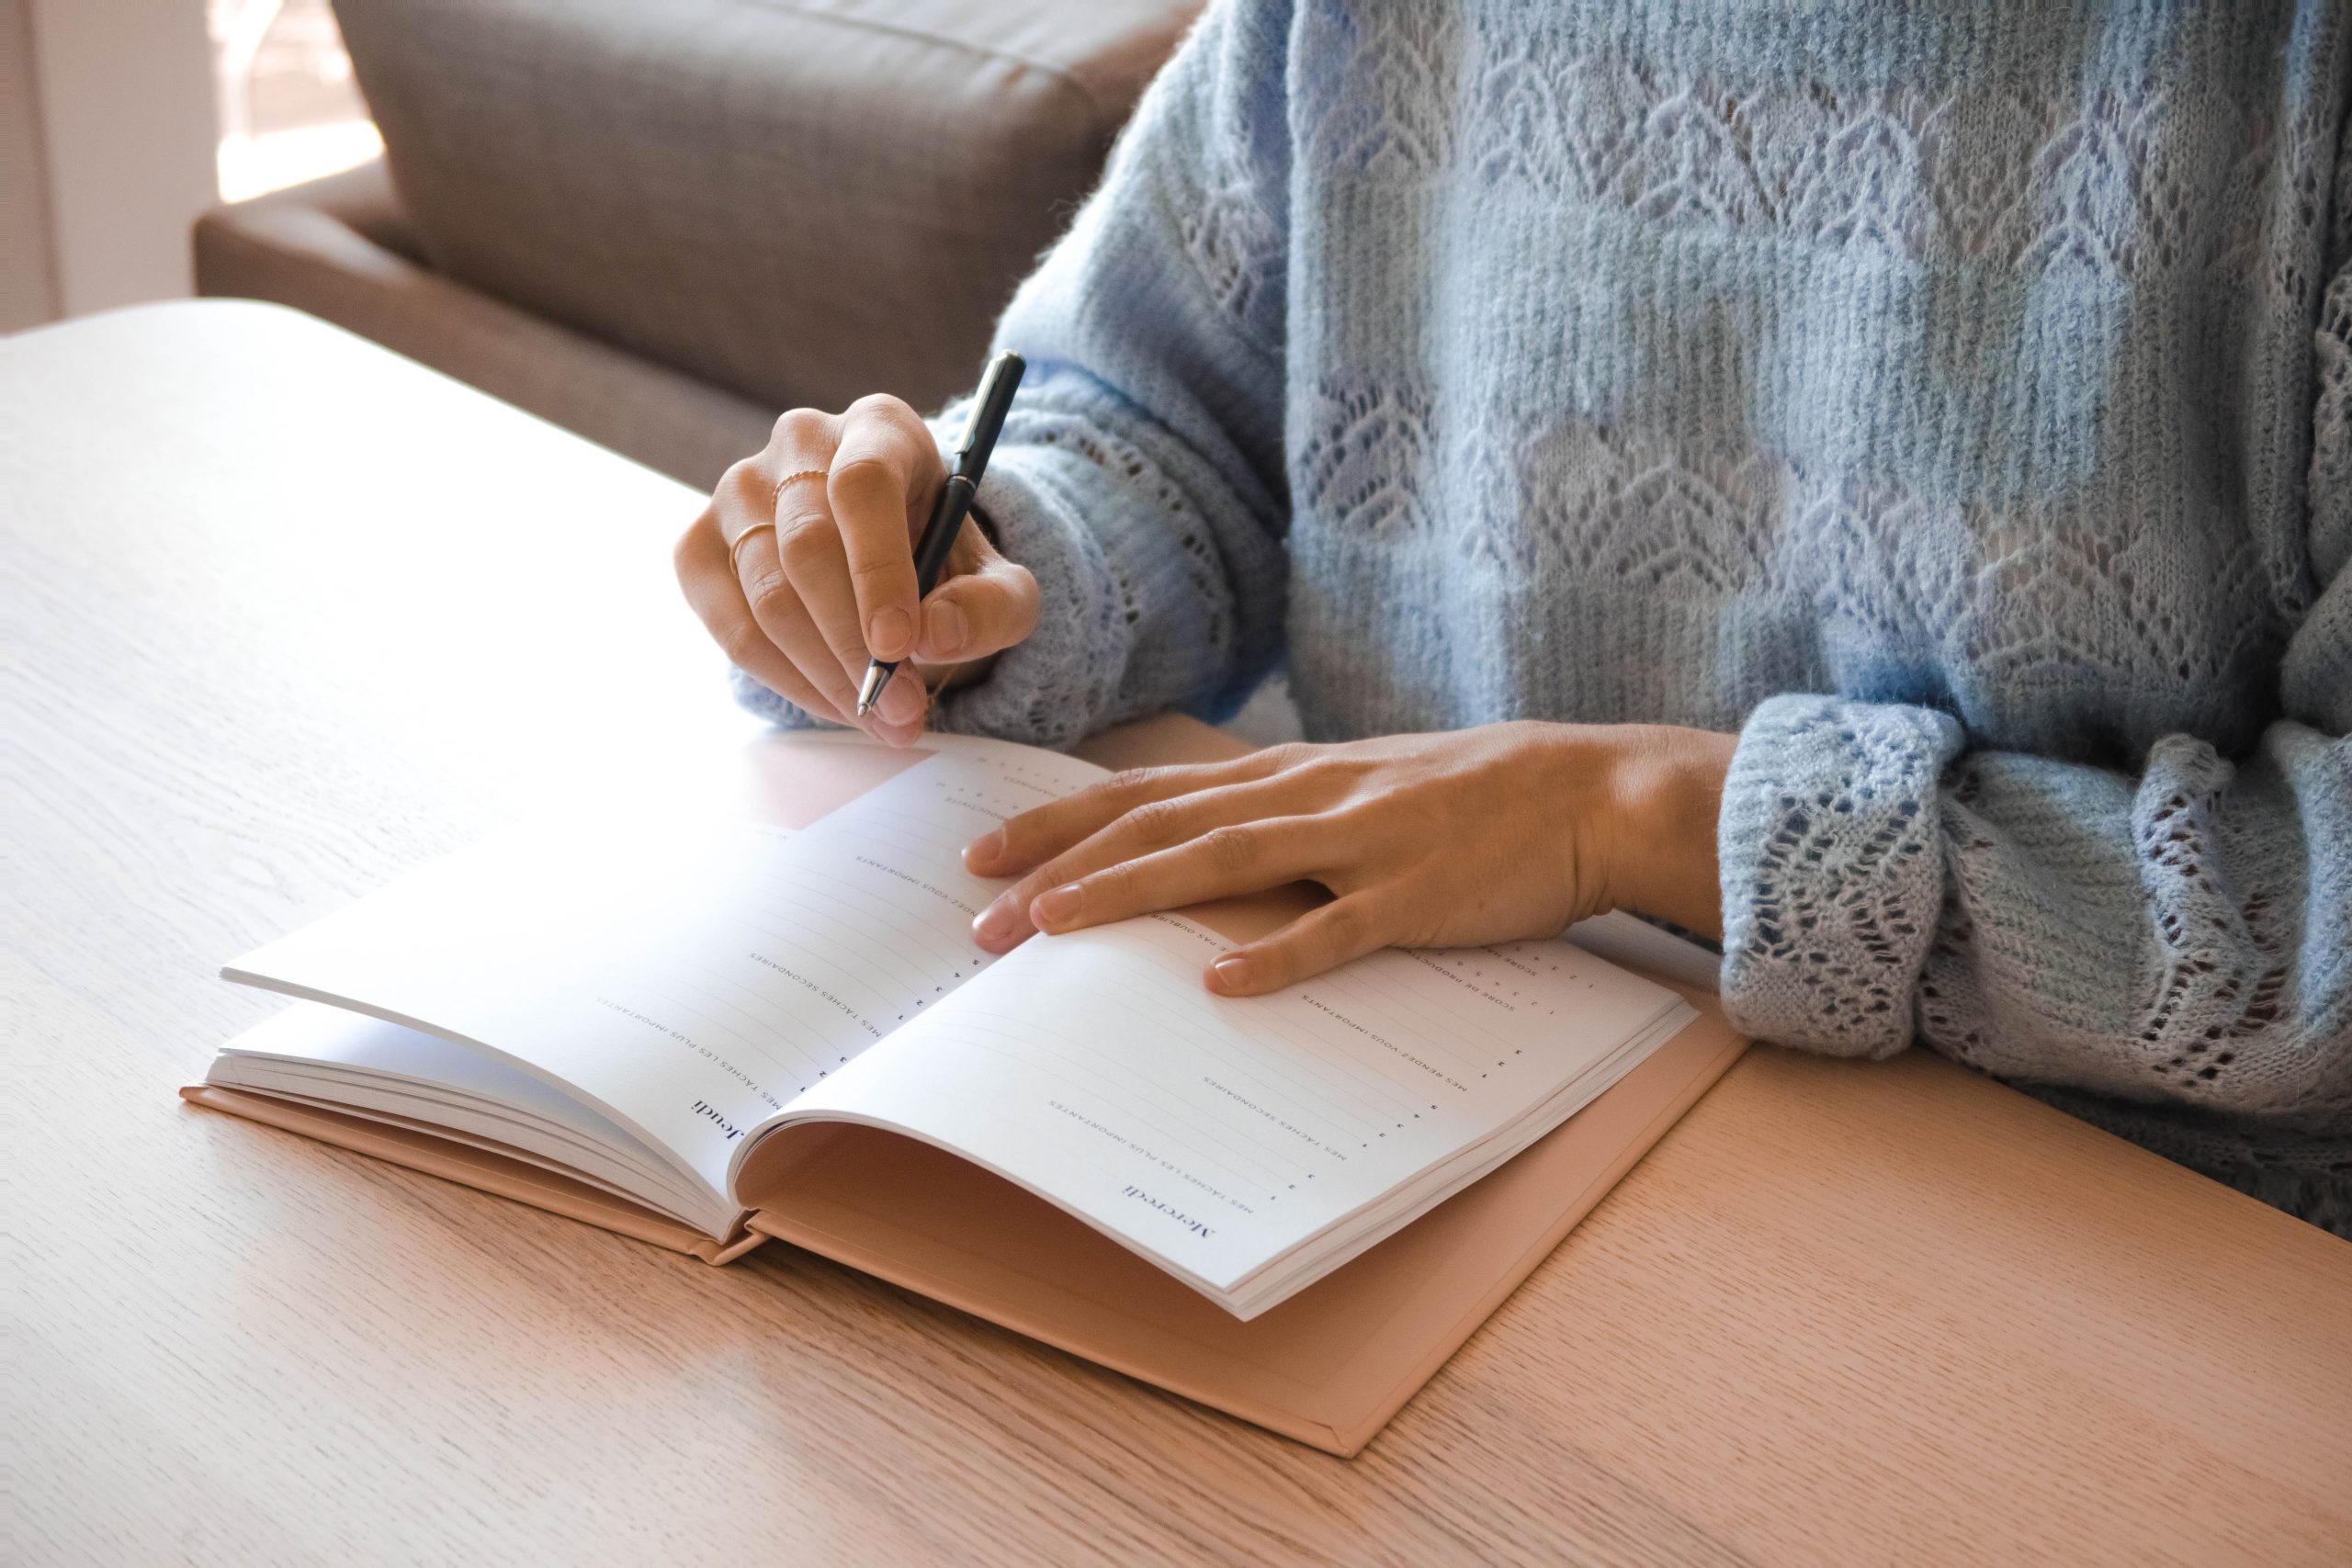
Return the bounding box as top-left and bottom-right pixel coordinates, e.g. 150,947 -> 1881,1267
4,0 -> 217,326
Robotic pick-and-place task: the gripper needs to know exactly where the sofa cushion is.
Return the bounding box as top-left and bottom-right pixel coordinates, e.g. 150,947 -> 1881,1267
332,0 -> 1198,418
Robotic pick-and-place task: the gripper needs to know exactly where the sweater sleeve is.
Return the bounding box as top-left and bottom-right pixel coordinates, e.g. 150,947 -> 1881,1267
735,0 -> 1295,747
1716,199 -> 2352,1164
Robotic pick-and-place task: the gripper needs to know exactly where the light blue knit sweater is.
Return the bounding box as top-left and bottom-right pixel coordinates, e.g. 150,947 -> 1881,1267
739,1 -> 2352,1229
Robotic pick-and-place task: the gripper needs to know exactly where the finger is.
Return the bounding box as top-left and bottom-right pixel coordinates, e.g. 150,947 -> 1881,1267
732,525 -> 865,724
770,482 -> 929,737
970,777 -> 1305,952
767,411 -> 910,725
967,749 -> 1306,877
1025,817 -> 1321,937
913,524 -> 1041,666
771,468 -> 878,695
675,503 -> 845,722
830,397 -> 940,663
1205,893 -> 1392,997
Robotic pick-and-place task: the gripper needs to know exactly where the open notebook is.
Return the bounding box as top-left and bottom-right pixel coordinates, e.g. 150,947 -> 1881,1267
186,723 -> 1745,1450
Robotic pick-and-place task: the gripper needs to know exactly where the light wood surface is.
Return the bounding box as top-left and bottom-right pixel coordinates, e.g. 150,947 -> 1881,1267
6,301 -> 2347,1567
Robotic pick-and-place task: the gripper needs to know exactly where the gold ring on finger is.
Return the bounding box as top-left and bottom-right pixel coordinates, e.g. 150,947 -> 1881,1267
727,519 -> 776,569
771,468 -> 829,505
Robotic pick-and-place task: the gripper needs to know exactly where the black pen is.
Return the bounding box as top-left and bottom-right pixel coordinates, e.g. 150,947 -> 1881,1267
856,350 -> 1025,717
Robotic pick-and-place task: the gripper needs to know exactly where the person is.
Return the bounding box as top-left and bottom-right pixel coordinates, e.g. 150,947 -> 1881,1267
676,2 -> 2349,1232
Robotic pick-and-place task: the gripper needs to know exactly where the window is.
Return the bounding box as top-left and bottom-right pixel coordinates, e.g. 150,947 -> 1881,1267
209,0 -> 380,202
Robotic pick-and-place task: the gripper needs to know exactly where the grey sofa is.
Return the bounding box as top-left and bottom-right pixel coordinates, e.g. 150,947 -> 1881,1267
195,0 -> 1199,490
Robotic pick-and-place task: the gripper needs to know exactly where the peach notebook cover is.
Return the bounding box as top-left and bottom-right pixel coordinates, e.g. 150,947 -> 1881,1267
183,717 -> 1747,1455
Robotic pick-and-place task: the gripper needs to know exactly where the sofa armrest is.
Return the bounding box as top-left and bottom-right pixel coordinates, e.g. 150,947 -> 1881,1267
332,0 -> 1200,417
195,160 -> 775,490
235,157 -> 427,262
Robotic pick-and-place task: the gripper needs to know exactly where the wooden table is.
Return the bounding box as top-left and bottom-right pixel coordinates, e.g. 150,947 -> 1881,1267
6,301 -> 2347,1567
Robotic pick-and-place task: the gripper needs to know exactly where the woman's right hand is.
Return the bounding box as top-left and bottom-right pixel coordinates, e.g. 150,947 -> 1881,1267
673,394 -> 1041,743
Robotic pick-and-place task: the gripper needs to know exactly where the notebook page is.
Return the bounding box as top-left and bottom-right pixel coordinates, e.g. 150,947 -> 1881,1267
225,741 -> 1107,1205
758,909 -> 1682,1294
211,1002 -> 724,1228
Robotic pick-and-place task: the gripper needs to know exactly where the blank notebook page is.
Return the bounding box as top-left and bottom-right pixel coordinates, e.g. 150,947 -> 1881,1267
767,908 -> 1683,1296
225,744 -> 1107,1201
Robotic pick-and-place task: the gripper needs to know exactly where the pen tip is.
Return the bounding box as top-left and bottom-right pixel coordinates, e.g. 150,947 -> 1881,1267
855,664 -> 889,719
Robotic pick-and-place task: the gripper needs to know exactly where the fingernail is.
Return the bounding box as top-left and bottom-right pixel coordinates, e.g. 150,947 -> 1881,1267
1211,954 -> 1251,992
877,673 -> 922,725
964,829 -> 1004,868
924,600 -> 968,659
972,897 -> 1020,950
1032,883 -> 1082,930
867,605 -> 913,660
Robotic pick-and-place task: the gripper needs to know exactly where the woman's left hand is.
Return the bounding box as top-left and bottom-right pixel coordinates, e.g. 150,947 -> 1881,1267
964,721 -> 1736,996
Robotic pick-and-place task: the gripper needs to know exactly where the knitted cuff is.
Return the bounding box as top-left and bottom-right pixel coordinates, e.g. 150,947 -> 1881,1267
729,661 -> 832,730
1717,694 -> 1964,1058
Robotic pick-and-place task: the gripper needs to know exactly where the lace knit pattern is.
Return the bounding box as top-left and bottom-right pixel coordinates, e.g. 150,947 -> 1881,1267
736,0 -> 2352,1229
